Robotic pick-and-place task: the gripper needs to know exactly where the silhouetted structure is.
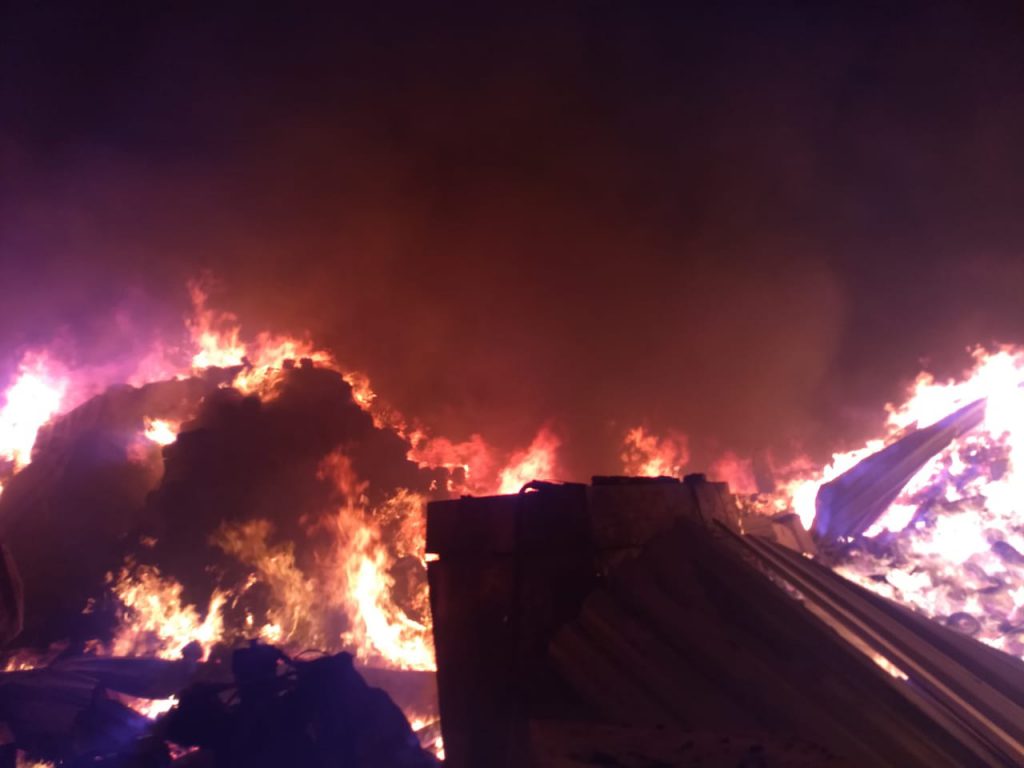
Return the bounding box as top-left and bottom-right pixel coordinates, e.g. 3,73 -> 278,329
428,475 -> 1024,767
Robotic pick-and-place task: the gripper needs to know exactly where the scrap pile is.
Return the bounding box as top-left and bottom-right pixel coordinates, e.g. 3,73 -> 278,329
0,643 -> 439,767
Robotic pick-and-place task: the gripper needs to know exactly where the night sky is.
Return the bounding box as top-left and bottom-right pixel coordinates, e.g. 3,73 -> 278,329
3,2 -> 1024,477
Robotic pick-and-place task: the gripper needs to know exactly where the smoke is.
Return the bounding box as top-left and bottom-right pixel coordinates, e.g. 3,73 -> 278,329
4,3 -> 1024,473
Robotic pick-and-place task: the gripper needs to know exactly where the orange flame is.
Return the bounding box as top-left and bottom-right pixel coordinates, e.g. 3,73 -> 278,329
318,453 -> 436,670
771,346 -> 1024,658
104,563 -> 226,661
187,282 -> 334,398
0,282 -> 556,752
497,428 -> 561,494
620,426 -> 688,478
213,520 -> 322,649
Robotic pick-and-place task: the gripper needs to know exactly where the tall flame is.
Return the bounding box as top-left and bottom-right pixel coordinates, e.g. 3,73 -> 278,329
318,453 -> 435,670
104,563 -> 226,660
620,426 -> 689,478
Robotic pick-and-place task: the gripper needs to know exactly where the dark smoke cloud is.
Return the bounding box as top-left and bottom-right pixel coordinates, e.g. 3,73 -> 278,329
4,2 -> 1024,475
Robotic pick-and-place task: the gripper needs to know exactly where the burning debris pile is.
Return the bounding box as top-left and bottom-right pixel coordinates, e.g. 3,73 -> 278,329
0,359 -> 441,667
0,283 -> 566,763
779,348 -> 1024,659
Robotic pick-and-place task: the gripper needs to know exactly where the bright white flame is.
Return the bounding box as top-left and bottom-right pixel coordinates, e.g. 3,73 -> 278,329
798,347 -> 1024,659
0,353 -> 67,472
143,417 -> 179,446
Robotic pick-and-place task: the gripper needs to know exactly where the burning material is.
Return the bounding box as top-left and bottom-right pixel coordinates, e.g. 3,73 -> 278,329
496,427 -> 561,494
142,417 -> 179,446
6,272 -> 1022,765
0,282 -> 566,760
620,426 -> 689,478
813,396 -> 987,544
0,353 -> 67,474
103,563 -> 227,661
773,347 -> 1024,662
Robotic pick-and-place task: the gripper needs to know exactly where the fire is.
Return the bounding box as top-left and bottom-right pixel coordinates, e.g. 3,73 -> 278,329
187,282 -> 334,398
496,427 -> 561,494
143,417 -> 180,446
620,426 -> 688,478
186,282 -> 249,370
2,645 -> 65,672
408,434 -> 495,494
209,461 -> 437,672
115,693 -> 179,720
709,451 -> 757,494
0,280 -> 567,758
105,563 -> 226,660
775,346 -> 1024,659
783,440 -> 886,529
213,520 -> 322,649
318,453 -> 436,670
0,352 -> 68,476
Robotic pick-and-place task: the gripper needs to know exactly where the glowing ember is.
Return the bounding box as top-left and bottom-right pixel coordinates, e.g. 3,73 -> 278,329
620,426 -> 688,478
